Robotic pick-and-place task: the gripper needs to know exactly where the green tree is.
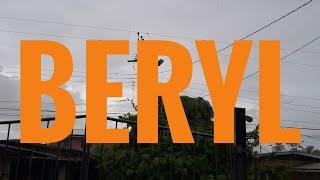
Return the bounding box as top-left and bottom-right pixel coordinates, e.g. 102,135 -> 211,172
272,143 -> 286,152
246,125 -> 259,152
95,96 -> 257,179
304,145 -> 315,154
312,149 -> 320,156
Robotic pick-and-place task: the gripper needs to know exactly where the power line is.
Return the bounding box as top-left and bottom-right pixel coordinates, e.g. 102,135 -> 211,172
0,0 -> 315,77
0,65 -> 137,76
0,1 -> 314,81
249,115 -> 320,125
192,0 -> 313,64
197,35 -> 320,98
0,76 -> 136,84
0,1 -> 317,135
0,1 -> 317,55
234,98 -> 320,116
0,28 -> 88,40
184,88 -> 320,124
242,35 -> 320,80
0,107 -> 55,112
246,123 -> 320,131
285,61 -> 320,68
186,86 -> 320,110
237,96 -> 320,109
280,119 -> 320,125
0,71 -> 137,80
286,126 -> 320,131
237,89 -> 320,102
0,105 -> 134,111
302,134 -> 320,140
0,16 -> 217,41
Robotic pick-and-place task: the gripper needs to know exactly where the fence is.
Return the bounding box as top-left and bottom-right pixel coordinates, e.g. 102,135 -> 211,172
0,110 -> 246,180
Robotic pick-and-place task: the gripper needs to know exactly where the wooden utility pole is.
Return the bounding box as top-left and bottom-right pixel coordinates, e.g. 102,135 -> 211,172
232,108 -> 247,180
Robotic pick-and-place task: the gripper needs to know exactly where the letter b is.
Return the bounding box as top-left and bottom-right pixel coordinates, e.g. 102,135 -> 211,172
20,41 -> 75,143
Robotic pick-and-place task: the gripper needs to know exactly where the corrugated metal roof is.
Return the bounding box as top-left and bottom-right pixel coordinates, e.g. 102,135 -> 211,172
295,163 -> 320,172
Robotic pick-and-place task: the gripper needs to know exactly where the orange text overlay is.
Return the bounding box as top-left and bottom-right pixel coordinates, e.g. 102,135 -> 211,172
20,40 -> 301,144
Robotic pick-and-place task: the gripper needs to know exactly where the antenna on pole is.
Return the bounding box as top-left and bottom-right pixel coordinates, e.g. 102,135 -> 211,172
127,32 -> 165,67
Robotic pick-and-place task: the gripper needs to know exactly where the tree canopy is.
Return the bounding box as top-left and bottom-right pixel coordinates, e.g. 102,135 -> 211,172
95,96 -> 257,179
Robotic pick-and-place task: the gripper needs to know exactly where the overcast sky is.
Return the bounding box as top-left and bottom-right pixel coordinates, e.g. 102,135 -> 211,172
0,0 -> 319,151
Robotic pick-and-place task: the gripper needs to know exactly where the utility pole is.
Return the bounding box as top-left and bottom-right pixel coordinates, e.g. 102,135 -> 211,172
80,127 -> 90,180
127,32 -> 165,66
232,108 -> 247,180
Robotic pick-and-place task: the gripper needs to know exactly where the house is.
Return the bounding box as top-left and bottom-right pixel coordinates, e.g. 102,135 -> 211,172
259,151 -> 320,180
0,135 -> 99,180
